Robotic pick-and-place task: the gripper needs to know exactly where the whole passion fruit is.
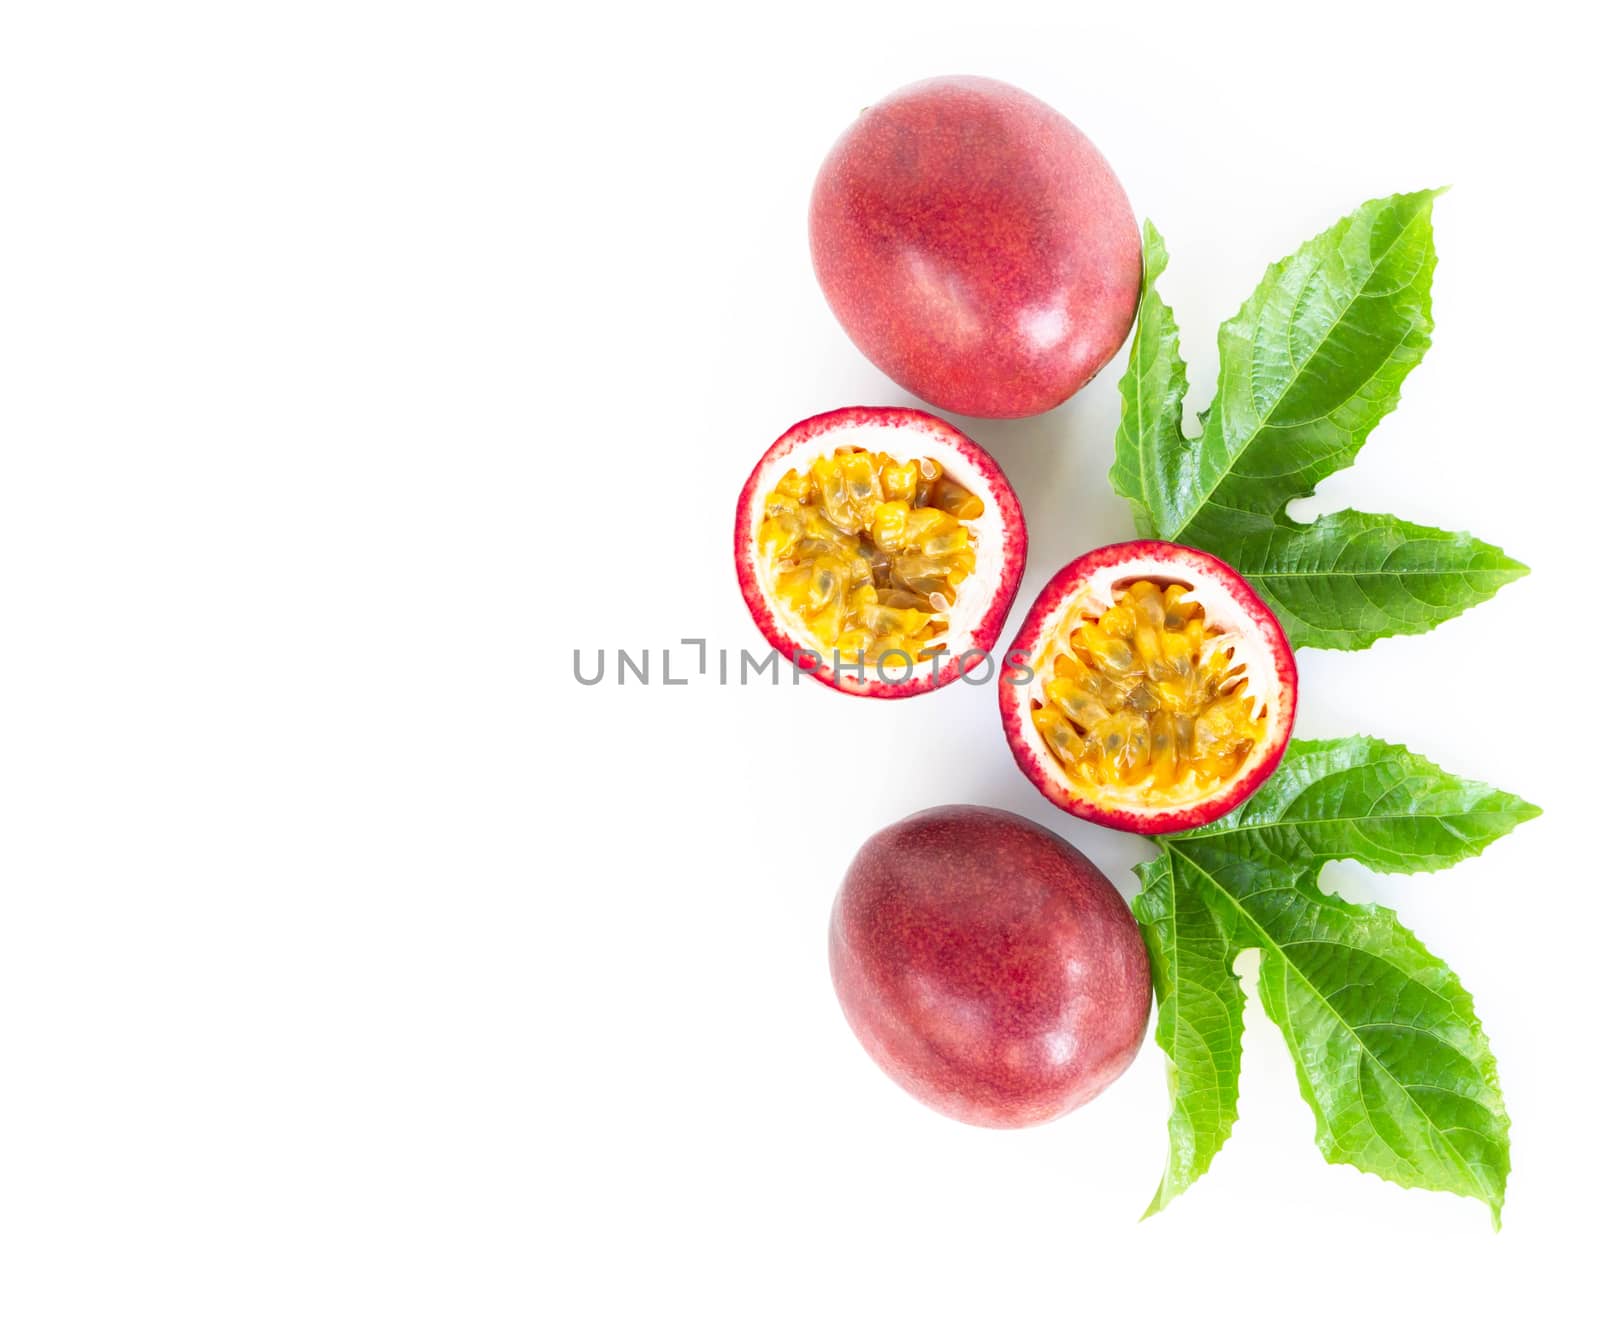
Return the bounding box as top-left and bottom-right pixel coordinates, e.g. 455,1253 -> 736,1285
1000,542 -> 1297,835
809,76 -> 1142,419
734,406 -> 1026,698
830,805 -> 1150,1128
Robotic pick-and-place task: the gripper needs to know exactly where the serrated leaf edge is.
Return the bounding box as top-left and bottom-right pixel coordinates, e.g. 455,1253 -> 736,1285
1173,735 -> 1543,857
1167,189 -> 1444,545
1132,852 -> 1244,1219
1167,841 -> 1509,1226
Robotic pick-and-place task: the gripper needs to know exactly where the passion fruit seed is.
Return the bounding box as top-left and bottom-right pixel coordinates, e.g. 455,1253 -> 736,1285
757,448 -> 983,661
1030,580 -> 1267,798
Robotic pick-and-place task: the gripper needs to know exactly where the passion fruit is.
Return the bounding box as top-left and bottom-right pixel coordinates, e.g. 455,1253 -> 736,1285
1000,542 -> 1297,835
830,805 -> 1151,1128
809,76 -> 1143,419
734,406 -> 1026,698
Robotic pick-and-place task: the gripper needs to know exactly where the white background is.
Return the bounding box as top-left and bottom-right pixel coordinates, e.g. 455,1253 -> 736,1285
2,1 -> 1594,1319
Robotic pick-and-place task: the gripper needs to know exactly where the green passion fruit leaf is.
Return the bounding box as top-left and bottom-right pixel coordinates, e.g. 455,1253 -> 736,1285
1132,737 -> 1539,1224
1108,193 -> 1541,1221
1110,193 -> 1528,651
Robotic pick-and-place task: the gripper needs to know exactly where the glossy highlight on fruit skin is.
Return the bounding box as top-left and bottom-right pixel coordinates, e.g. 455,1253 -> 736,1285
1000,542 -> 1298,835
830,805 -> 1151,1128
810,75 -> 1143,419
734,406 -> 1027,698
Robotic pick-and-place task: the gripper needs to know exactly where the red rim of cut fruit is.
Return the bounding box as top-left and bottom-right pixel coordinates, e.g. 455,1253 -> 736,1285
735,406 -> 1027,698
999,541 -> 1297,834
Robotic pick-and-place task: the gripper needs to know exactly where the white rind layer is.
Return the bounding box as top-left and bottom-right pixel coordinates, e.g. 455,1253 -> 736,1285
743,422 -> 1016,681
1016,552 -> 1289,813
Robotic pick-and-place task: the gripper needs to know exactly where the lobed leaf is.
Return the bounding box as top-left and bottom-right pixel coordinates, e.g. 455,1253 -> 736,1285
1135,737 -> 1536,1222
1110,192 -> 1527,650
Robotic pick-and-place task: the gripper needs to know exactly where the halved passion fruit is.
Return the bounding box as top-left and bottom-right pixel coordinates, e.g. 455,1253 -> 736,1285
999,542 -> 1297,834
735,407 -> 1026,697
